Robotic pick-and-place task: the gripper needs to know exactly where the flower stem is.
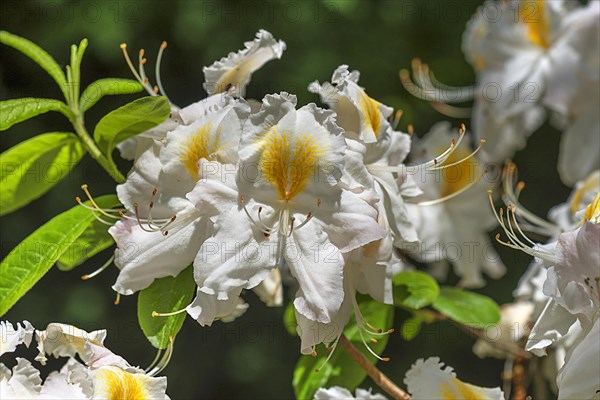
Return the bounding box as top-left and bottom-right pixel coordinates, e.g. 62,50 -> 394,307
339,334 -> 410,400
70,113 -> 126,183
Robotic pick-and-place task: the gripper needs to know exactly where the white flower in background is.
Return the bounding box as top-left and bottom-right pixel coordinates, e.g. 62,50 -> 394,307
203,29 -> 286,97
314,386 -> 387,400
0,321 -> 33,357
400,0 -> 600,183
0,322 -> 170,399
185,93 -> 386,337
106,98 -> 250,296
404,357 -> 504,400
403,122 -> 505,288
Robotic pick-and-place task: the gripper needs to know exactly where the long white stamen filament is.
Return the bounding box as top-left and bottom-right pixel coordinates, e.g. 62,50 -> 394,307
427,139 -> 485,171
314,338 -> 341,372
350,295 -> 391,362
81,255 -> 115,280
146,337 -> 174,376
502,162 -> 563,235
155,41 -> 178,109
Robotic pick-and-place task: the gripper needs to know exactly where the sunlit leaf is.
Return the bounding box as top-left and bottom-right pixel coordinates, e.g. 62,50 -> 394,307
80,78 -> 144,112
93,96 -> 170,160
0,31 -> 69,100
56,219 -> 114,271
0,98 -> 72,131
0,195 -> 119,316
393,270 -> 440,309
0,132 -> 85,216
138,266 -> 196,349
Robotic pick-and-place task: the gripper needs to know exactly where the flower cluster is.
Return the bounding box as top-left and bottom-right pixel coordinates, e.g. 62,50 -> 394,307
0,321 -> 170,399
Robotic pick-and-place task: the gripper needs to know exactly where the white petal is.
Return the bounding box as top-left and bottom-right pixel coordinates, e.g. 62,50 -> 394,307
526,299 -> 577,356
35,324 -> 106,365
91,365 -> 168,400
404,357 -> 504,400
0,321 -> 34,357
252,268 -> 283,307
203,29 -> 286,97
1,358 -> 42,398
288,221 -> 344,324
186,288 -> 245,326
314,386 -> 355,400
556,317 -> 600,400
110,207 -> 211,295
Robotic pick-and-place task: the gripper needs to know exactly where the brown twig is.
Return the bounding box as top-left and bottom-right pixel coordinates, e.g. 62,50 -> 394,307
339,334 -> 410,400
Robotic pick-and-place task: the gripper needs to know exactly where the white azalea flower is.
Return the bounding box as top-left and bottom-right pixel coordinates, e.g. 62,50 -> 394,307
0,358 -> 43,399
104,98 -> 250,295
404,357 -> 504,400
203,29 -> 286,97
0,321 -> 33,357
401,0 -> 600,181
403,122 -> 505,288
314,386 -> 387,400
185,92 -> 386,335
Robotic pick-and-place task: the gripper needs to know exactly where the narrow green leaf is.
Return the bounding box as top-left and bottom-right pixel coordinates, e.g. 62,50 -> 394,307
93,96 -> 170,159
0,98 -> 72,131
284,301 -> 298,336
0,195 -> 119,316
292,297 -> 394,400
80,79 -> 144,113
0,31 -> 69,101
138,266 -> 196,349
392,270 -> 440,309
432,287 -> 501,327
0,132 -> 85,216
56,219 -> 114,271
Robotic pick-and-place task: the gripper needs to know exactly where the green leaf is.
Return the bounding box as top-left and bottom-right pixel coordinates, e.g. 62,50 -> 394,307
0,31 -> 69,101
393,270 -> 440,309
293,297 -> 394,400
0,132 -> 85,216
56,219 -> 114,271
80,79 -> 144,113
138,266 -> 196,349
284,301 -> 298,336
432,287 -> 501,327
401,314 -> 422,341
0,98 -> 72,131
0,195 -> 119,316
93,96 -> 170,159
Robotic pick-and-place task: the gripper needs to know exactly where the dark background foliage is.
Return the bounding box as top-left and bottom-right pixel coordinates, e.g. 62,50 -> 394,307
1,1 -> 570,398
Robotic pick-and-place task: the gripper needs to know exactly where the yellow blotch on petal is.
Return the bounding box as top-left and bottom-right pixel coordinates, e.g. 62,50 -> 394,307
259,129 -> 325,201
180,123 -> 220,180
359,92 -> 382,138
570,171 -> 600,215
440,377 -> 487,400
583,193 -> 600,224
521,0 -> 551,49
95,367 -> 149,400
438,147 -> 480,197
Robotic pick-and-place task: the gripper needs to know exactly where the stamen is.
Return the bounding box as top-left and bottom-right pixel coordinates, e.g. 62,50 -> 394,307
417,168 -> 487,206
80,184 -> 125,220
81,255 -> 115,280
120,43 -> 155,96
315,338 -> 341,372
391,109 -> 403,130
155,41 -> 175,106
152,308 -> 187,317
145,348 -> 163,373
146,337 -> 174,376
428,139 -> 485,171
114,293 -> 121,305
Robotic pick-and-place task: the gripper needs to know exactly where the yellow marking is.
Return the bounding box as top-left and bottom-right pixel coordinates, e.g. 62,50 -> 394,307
521,0 -> 551,49
438,147 -> 479,197
359,91 -> 381,138
570,172 -> 600,214
95,367 -> 148,400
180,123 -> 220,180
583,193 -> 600,223
258,129 -> 325,201
440,377 -> 487,399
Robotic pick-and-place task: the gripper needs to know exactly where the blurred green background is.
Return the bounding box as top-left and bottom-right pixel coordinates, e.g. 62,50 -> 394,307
1,0 -> 571,398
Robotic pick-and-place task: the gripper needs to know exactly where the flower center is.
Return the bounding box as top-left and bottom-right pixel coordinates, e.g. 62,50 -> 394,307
440,378 -> 487,400
95,367 -> 149,400
583,193 -> 600,224
258,128 -> 325,201
180,122 -> 221,180
521,0 -> 551,49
